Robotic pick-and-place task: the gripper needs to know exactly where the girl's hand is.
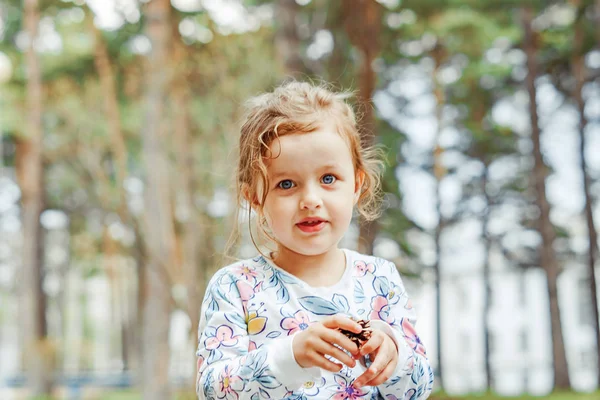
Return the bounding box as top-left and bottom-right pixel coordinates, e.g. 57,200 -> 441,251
352,329 -> 398,388
292,315 -> 362,372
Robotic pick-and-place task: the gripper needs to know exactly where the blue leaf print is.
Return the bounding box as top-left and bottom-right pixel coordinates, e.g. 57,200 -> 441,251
276,285 -> 290,303
411,361 -> 425,385
205,326 -> 217,338
256,374 -> 281,389
373,276 -> 390,296
203,369 -> 216,400
251,349 -> 267,368
225,312 -> 247,330
278,273 -> 297,285
358,309 -> 366,315
216,287 -> 233,305
266,272 -> 278,289
207,348 -> 223,364
266,331 -> 281,339
369,387 -> 380,399
332,294 -> 350,313
354,280 -> 365,303
251,393 -> 260,400
209,297 -> 219,312
259,387 -> 271,399
299,296 -> 339,315
385,376 -> 402,387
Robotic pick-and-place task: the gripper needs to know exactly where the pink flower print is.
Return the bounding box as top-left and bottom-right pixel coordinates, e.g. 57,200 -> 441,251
233,264 -> 258,282
403,389 -> 416,400
196,355 -> 205,391
353,261 -> 375,277
219,365 -> 243,399
281,310 -> 314,336
369,295 -> 394,324
205,325 -> 241,350
248,340 -> 258,352
302,377 -> 326,396
401,318 -> 426,357
328,375 -> 368,400
387,282 -> 403,306
237,281 -> 262,303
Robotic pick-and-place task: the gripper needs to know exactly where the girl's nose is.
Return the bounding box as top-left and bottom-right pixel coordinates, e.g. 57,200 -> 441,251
299,187 -> 323,210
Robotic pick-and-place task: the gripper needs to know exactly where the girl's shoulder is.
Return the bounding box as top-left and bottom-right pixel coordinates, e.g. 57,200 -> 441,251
208,255 -> 271,287
343,249 -> 400,279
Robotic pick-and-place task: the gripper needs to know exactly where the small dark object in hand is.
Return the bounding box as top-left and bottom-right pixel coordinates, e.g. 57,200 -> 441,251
339,319 -> 372,348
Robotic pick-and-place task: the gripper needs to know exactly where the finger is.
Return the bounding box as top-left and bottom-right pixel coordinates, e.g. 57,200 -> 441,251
321,328 -> 359,356
364,356 -> 397,386
313,339 -> 357,368
358,331 -> 384,356
322,315 -> 362,333
307,352 -> 345,373
353,351 -> 392,389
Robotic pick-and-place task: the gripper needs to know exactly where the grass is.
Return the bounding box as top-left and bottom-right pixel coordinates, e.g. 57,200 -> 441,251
429,391 -> 600,400
26,389 -> 600,399
96,390 -> 196,400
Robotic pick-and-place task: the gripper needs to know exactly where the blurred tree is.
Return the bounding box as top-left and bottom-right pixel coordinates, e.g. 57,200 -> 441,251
19,0 -> 53,395
140,0 -> 176,398
91,20 -> 145,374
431,5 -> 520,390
275,0 -> 307,76
570,0 -> 600,386
343,0 -> 382,255
521,5 -> 570,389
169,14 -> 202,360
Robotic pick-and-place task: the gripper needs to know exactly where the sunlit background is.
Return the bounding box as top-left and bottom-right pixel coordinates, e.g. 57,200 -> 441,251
1,0 -> 600,399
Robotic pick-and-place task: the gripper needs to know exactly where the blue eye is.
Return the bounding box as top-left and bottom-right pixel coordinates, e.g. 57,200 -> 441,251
278,180 -> 295,189
321,174 -> 336,184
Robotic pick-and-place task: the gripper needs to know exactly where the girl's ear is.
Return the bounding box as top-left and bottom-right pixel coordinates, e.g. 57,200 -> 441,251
241,183 -> 252,204
354,171 -> 365,204
242,183 -> 262,210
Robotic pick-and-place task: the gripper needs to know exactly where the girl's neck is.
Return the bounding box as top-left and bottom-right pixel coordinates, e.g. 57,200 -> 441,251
272,246 -> 346,287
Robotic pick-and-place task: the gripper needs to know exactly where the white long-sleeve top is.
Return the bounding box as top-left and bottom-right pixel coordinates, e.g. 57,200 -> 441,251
196,249 -> 434,400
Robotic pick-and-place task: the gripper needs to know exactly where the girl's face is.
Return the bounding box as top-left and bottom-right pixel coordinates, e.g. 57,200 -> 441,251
260,126 -> 361,257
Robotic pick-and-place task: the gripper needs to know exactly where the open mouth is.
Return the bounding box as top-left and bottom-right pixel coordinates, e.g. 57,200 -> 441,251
296,219 -> 327,233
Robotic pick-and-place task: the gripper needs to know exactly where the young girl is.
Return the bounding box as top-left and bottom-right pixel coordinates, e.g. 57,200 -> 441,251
196,82 -> 433,400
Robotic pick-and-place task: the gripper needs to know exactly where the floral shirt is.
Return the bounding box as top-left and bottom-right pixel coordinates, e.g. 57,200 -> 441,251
196,249 -> 434,400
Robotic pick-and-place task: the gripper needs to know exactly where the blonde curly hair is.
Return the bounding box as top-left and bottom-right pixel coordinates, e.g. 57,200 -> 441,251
231,81 -> 383,253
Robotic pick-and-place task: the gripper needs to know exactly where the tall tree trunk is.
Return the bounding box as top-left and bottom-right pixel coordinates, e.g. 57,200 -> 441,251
572,9 -> 600,386
102,226 -> 121,369
275,0 -> 306,77
343,0 -> 381,255
133,222 -> 146,381
431,43 -> 447,390
519,268 -> 530,391
171,32 -> 202,347
521,7 -> 571,389
91,18 -> 129,218
91,15 -> 138,373
141,0 -> 176,398
481,165 -> 493,390
20,0 -> 52,395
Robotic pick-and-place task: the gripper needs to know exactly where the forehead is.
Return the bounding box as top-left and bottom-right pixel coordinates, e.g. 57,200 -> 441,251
266,128 -> 354,174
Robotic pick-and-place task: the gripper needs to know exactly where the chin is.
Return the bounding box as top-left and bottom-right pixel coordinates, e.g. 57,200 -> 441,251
287,241 -> 339,257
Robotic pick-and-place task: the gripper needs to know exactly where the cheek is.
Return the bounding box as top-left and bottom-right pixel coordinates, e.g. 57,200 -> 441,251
263,197 -> 294,223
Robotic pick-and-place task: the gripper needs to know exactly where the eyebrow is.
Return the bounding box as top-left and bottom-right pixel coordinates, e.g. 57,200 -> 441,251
269,163 -> 342,181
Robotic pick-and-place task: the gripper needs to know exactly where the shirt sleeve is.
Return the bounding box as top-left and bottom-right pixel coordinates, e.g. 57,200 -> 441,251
196,269 -> 321,400
371,261 -> 435,400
